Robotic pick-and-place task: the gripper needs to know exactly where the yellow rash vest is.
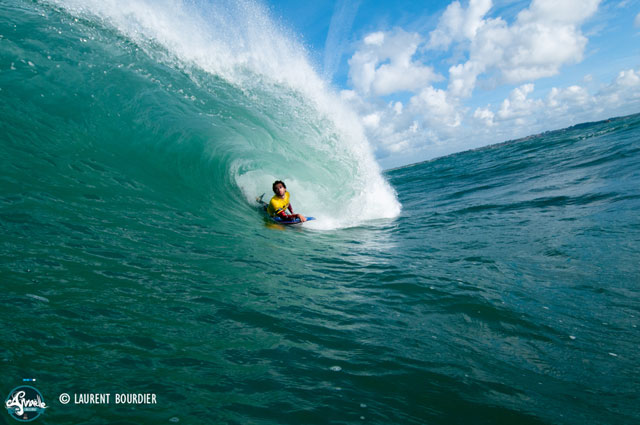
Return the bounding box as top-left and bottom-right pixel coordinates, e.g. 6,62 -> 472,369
267,191 -> 290,217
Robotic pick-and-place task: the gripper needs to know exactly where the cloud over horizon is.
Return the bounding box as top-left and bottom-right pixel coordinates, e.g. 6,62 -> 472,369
348,30 -> 441,96
337,0 -> 640,168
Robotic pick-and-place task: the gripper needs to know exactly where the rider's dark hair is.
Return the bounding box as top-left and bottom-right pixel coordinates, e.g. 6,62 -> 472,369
272,180 -> 286,193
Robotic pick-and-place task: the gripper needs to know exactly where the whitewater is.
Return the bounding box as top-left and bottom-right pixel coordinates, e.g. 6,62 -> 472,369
1,1 -> 639,424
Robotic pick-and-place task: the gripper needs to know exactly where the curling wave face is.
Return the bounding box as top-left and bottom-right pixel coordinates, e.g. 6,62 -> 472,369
30,0 -> 401,229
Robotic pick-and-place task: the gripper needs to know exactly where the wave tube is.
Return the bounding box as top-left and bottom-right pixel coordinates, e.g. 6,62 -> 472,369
48,0 -> 402,228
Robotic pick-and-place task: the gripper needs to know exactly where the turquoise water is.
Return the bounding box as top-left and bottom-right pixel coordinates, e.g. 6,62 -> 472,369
2,1 -> 639,424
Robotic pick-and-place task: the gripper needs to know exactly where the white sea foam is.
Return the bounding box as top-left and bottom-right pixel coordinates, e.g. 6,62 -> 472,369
26,294 -> 50,303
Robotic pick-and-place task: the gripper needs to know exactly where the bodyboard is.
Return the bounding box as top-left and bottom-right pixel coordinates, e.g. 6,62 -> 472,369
256,194 -> 315,225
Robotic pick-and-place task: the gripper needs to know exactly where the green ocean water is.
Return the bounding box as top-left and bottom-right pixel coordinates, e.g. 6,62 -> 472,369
2,1 -> 639,424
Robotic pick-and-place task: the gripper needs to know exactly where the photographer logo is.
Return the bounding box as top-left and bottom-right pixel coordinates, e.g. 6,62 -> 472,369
5,386 -> 47,422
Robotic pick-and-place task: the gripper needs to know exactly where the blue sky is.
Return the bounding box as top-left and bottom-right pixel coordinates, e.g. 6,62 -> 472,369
264,0 -> 640,168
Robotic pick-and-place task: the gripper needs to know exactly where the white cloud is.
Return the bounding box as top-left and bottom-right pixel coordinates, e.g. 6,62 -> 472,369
428,0 -> 492,49
473,83 -> 591,129
595,68 -> 640,110
364,31 -> 384,46
348,29 -> 440,96
547,85 -> 592,110
432,0 -> 601,97
635,12 -> 640,28
496,83 -> 543,120
500,0 -> 599,82
474,68 -> 640,132
473,106 -> 495,126
362,112 -> 381,129
614,68 -> 640,87
339,86 -> 441,162
518,0 -> 599,24
543,85 -> 595,124
448,60 -> 485,98
357,66 -> 640,168
410,86 -> 462,128
340,0 -> 640,169
347,0 -> 601,106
